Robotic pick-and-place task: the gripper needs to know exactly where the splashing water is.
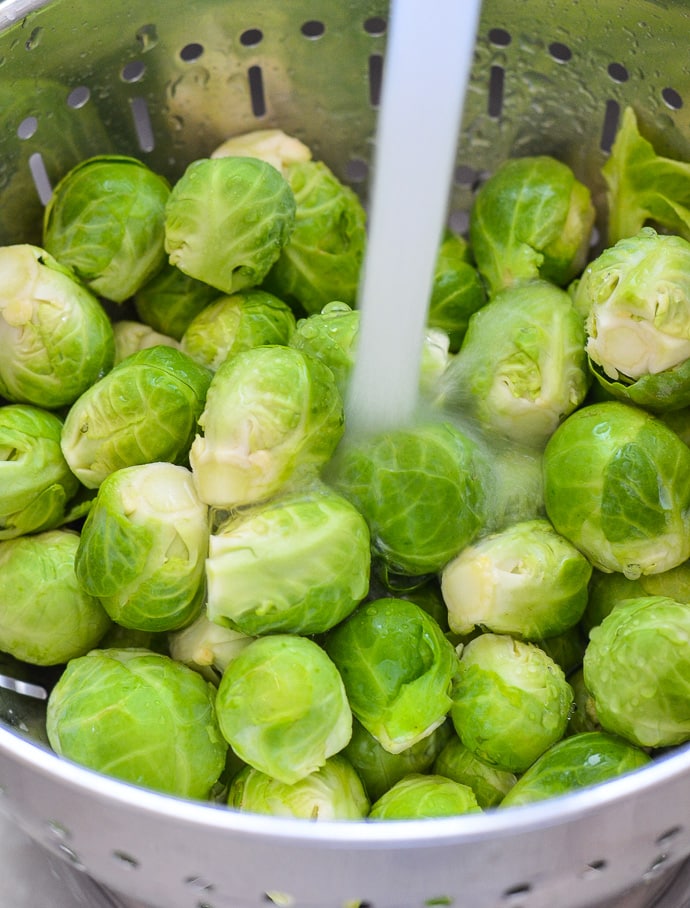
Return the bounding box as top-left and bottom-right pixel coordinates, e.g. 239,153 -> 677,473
346,0 -> 483,435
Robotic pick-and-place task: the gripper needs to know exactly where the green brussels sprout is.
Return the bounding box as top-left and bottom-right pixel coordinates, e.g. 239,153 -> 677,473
0,245 -> 114,409
584,561 -> 690,634
432,733 -> 517,808
290,301 -> 451,399
0,404 -> 81,539
189,344 -> 343,509
206,483 -> 370,636
168,612 -> 255,685
180,289 -> 296,371
75,463 -> 208,633
60,345 -> 212,489
602,106 -> 690,246
133,262 -> 220,341
500,732 -> 651,808
343,718 -> 452,803
323,598 -> 458,754
99,623 -> 168,655
113,320 -> 180,364
450,633 -> 573,773
441,519 -> 592,640
43,155 -> 170,302
0,529 -> 111,666
211,128 -> 312,174
484,440 -> 545,532
165,156 -> 296,295
368,773 -> 481,820
228,754 -> 369,820
469,155 -> 595,296
438,280 -> 590,449
583,595 -> 690,748
215,634 -> 351,784
262,160 -> 367,314
46,648 -> 227,799
566,668 -> 601,736
329,421 -> 488,579
427,231 -> 487,352
543,401 -> 690,577
573,228 -> 690,411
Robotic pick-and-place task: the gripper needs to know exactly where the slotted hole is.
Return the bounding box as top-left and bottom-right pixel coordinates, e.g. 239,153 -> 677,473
248,65 -> 266,117
488,27 -> 511,47
607,62 -> 629,83
185,875 -> 215,893
301,20 -> 326,39
56,843 -> 86,871
549,41 -> 572,62
180,42 -> 204,62
656,826 -> 683,848
454,164 -> 478,186
121,59 -> 146,83
369,53 -> 383,107
600,98 -> 621,152
644,853 -> 670,879
17,115 -> 38,139
240,28 -> 263,47
263,893 -> 295,907
502,882 -> 532,904
130,96 -> 155,152
448,209 -> 470,235
662,87 -> 683,110
112,850 -> 140,870
28,152 -> 52,204
67,85 -> 90,109
488,64 -> 505,117
580,859 -> 608,879
364,16 -> 387,36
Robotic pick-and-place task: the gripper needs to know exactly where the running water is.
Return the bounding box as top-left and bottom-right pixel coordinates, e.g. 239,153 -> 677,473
345,0 -> 483,435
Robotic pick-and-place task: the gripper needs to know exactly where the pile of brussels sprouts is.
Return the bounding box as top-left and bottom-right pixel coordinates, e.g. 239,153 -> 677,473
4,108 -> 690,821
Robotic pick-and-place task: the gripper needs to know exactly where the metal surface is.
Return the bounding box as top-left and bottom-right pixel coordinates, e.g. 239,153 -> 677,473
2,0 -> 690,905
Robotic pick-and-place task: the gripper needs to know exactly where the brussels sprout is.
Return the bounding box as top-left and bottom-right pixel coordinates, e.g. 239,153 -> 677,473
290,301 -> 451,398
99,623 -> 168,655
189,344 -> 343,509
441,519 -> 592,640
343,718 -> 452,803
602,106 -> 690,246
484,440 -> 545,532
0,245 -> 115,409
566,668 -> 601,736
133,262 -> 220,341
61,345 -> 212,489
165,156 -> 296,295
180,289 -> 296,371
500,732 -> 651,808
438,280 -> 590,449
323,598 -> 458,754
46,648 -> 227,799
573,228 -> 690,411
0,529 -> 111,666
207,483 -> 370,636
211,128 -> 312,174
583,596 -> 690,748
228,754 -> 369,820
43,155 -> 170,302
215,634 -> 351,784
543,401 -> 690,577
0,404 -> 80,539
168,612 -> 255,684
329,421 -> 488,579
450,633 -> 573,773
263,160 -> 367,314
661,407 -> 690,448
75,463 -> 208,632
368,773 -> 481,820
113,320 -> 180,364
584,562 -> 690,634
432,733 -> 517,808
427,231 -> 487,352
469,155 -> 595,296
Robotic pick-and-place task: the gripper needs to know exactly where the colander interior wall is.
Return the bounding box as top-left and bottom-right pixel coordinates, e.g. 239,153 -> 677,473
2,1 -> 690,907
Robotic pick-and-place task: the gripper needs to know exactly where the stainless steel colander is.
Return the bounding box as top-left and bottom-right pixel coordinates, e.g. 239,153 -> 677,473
2,0 -> 690,906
